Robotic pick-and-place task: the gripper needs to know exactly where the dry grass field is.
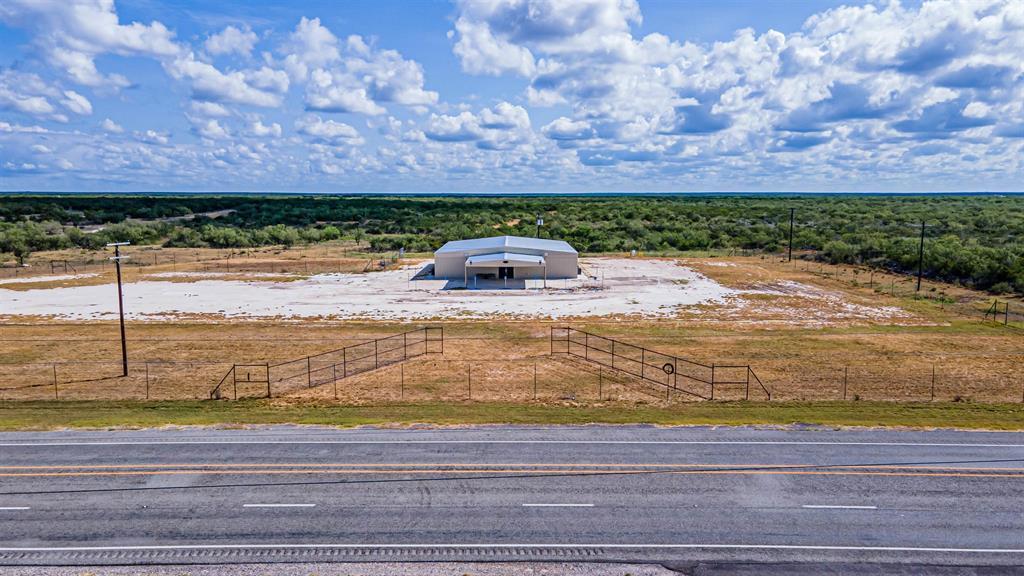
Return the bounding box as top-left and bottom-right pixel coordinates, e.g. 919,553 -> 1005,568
3,247 -> 1022,410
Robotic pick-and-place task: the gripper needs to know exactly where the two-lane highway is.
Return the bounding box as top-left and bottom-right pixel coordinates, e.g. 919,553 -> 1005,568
1,425 -> 1023,568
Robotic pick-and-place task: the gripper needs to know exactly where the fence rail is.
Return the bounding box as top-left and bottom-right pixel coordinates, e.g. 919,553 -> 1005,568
550,327 -> 770,400
210,327 -> 443,400
984,299 -> 1024,327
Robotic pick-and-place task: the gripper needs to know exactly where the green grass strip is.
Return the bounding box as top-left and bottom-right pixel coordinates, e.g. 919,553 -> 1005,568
1,400 -> 1023,431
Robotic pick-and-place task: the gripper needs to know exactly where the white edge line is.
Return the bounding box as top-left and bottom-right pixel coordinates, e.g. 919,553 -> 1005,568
522,503 -> 594,507
0,543 -> 1022,554
1,441 -> 1022,447
802,505 -> 877,510
242,504 -> 315,508
0,507 -> 30,510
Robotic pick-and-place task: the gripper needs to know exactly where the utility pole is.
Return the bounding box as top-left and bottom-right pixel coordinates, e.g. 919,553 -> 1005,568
536,213 -> 544,238
916,220 -> 925,292
107,242 -> 130,377
787,208 -> 795,262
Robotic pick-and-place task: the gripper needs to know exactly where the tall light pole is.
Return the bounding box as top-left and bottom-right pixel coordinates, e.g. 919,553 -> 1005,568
107,242 -> 130,377
536,213 -> 544,238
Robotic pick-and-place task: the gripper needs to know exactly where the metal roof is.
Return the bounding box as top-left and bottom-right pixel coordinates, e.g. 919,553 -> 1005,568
465,252 -> 546,266
435,235 -> 577,255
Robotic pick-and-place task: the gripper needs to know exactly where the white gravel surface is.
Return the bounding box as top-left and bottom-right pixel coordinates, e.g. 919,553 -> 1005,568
1,258 -> 737,320
0,273 -> 97,285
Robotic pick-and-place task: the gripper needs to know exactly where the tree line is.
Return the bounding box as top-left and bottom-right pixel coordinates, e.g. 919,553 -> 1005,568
2,194 -> 1023,293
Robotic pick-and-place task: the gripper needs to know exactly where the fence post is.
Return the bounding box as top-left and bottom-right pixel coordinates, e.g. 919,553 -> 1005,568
599,366 -> 603,401
1005,302 -> 1010,325
467,363 -> 471,400
401,363 -> 404,399
710,363 -> 715,400
641,348 -> 645,380
843,366 -> 848,400
533,360 -> 538,400
549,327 -> 553,355
233,366 -> 238,400
52,364 -> 58,400
745,367 -> 750,400
343,347 -> 348,378
404,331 -> 408,360
145,362 -> 150,400
931,364 -> 936,401
307,356 -> 312,388
375,339 -> 379,369
332,363 -> 338,400
266,363 -> 271,398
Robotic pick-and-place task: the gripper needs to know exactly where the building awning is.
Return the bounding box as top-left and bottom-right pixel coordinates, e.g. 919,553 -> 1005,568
465,252 -> 546,267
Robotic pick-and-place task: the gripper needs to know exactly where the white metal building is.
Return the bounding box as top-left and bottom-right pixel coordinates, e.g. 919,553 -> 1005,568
433,235 -> 578,285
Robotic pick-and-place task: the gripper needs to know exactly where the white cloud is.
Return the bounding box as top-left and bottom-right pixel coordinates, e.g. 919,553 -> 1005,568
134,129 -> 169,145
1,0 -> 1021,191
0,121 -> 49,133
281,20 -> 437,116
0,69 -> 79,122
205,25 -> 258,57
447,0 -> 1024,178
246,66 -> 290,93
542,117 -> 595,140
165,53 -> 284,107
305,68 -> 385,115
295,115 -> 362,143
423,102 -> 532,150
248,120 -> 282,137
190,101 -> 231,117
0,0 -> 180,88
281,17 -> 342,81
424,111 -> 483,142
100,118 -> 123,133
61,90 -> 92,115
192,118 -> 230,140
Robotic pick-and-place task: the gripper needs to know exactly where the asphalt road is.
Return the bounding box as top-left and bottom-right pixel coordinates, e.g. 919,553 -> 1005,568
1,425 -> 1023,571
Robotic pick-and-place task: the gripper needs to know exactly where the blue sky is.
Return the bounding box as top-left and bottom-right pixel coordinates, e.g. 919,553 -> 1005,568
0,0 -> 1021,192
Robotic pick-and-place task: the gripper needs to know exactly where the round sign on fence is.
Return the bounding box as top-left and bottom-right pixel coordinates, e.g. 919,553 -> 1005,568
662,363 -> 674,375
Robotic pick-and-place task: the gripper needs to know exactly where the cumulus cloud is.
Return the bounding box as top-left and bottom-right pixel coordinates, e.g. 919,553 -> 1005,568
248,120 -> 282,137
190,101 -> 231,117
0,69 -> 97,122
295,115 -> 362,143
61,90 -> 92,115
134,129 -> 170,145
205,25 -> 258,57
0,0 -> 1021,191
425,111 -> 483,142
280,19 -> 437,116
543,117 -> 595,141
100,118 -> 123,133
165,53 -> 286,107
451,0 -> 1024,175
0,0 -> 180,88
424,102 -> 532,150
191,118 -> 231,140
